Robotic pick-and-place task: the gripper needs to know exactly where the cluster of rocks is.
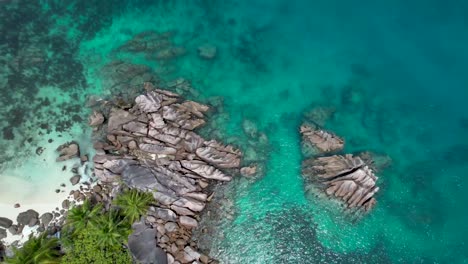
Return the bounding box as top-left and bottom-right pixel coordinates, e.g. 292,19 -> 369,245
90,83 -> 241,263
300,124 -> 380,212
0,210 -> 55,240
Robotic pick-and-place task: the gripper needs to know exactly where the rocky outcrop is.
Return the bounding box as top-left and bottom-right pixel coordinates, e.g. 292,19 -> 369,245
300,124 -> 344,155
56,141 -> 80,161
90,85 -> 241,263
302,154 -> 379,212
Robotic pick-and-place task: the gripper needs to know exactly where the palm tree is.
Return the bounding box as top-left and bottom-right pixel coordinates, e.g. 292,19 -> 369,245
63,199 -> 102,235
89,209 -> 131,248
113,189 -> 154,224
6,233 -> 61,264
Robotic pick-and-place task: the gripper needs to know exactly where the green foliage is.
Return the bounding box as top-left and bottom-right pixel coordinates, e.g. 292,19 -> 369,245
60,229 -> 132,264
113,189 -> 154,224
63,199 -> 102,235
88,209 -> 132,248
6,233 -> 61,264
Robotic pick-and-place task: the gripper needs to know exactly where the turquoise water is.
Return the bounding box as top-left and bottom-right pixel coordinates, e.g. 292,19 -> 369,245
1,1 -> 468,263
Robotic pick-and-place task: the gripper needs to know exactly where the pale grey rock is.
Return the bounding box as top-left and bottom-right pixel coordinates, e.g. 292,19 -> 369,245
164,222 -> 178,233
195,140 -> 241,168
135,92 -> 163,113
40,213 -> 53,227
182,132 -> 205,153
183,192 -> 207,202
181,160 -> 231,181
148,207 -> 177,222
139,143 -> 177,155
184,246 -> 201,262
173,198 -> 205,212
103,159 -> 138,174
170,205 -> 195,216
123,121 -> 148,135
94,168 -> 120,183
179,216 -> 198,229
149,113 -> 166,129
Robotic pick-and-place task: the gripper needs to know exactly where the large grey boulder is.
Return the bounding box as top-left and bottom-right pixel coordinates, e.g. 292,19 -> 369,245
0,217 -> 12,229
128,221 -> 167,264
17,210 -> 39,226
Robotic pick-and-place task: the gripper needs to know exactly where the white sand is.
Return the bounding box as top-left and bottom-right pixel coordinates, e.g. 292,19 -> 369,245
0,129 -> 93,245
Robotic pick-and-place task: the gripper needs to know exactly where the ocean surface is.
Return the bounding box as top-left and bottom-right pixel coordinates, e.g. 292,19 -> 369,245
1,0 -> 468,263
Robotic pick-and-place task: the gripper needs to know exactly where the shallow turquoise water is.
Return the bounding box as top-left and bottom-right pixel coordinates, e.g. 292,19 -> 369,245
1,1 -> 468,263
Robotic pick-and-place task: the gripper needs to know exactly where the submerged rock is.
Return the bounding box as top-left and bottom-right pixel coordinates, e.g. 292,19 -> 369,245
16,209 -> 39,227
198,44 -> 217,60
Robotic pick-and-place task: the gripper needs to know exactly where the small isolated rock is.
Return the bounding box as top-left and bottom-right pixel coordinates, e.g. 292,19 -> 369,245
89,111 -> 105,126
35,147 -> 44,156
56,141 -> 80,161
70,175 -> 81,186
13,203 -> 20,208
197,44 -> 217,60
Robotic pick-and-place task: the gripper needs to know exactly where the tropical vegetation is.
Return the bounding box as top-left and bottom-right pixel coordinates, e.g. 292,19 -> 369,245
5,233 -> 61,264
5,189 -> 154,264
